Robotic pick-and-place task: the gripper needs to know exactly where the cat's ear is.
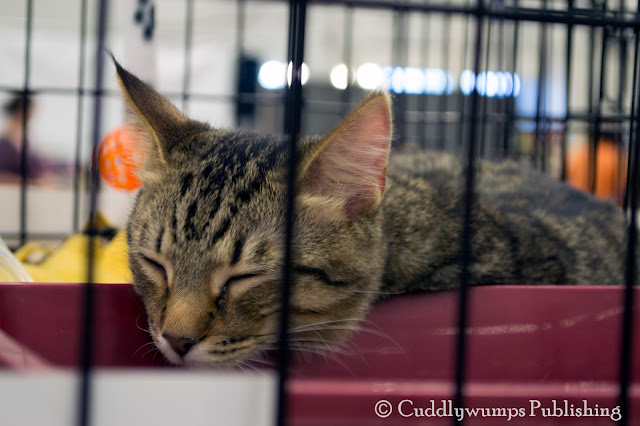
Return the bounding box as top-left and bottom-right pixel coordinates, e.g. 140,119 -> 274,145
112,56 -> 207,175
299,93 -> 392,220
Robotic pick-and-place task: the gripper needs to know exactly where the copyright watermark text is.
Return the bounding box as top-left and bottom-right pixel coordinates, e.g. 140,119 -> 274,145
374,399 -> 621,422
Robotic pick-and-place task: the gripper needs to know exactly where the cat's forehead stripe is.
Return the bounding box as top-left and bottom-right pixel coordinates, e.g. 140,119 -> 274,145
210,217 -> 232,246
201,164 -> 229,197
230,237 -> 245,265
184,200 -> 199,241
202,163 -> 214,180
169,134 -> 288,249
177,174 -> 269,246
180,173 -> 193,197
155,226 -> 164,253
171,205 -> 178,243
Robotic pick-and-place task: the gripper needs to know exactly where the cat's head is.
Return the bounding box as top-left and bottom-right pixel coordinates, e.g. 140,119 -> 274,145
116,60 -> 392,367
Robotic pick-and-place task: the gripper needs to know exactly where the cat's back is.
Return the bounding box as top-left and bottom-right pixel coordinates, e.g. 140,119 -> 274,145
387,149 -> 623,225
382,150 -> 628,290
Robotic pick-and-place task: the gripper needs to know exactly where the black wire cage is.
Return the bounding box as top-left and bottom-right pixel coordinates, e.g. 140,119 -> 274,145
1,0 -> 640,425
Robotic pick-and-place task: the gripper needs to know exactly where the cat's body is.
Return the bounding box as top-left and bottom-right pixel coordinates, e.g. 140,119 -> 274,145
383,152 -> 627,294
114,58 -> 629,367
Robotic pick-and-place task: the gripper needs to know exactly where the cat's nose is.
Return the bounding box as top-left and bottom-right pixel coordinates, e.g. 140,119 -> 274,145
162,333 -> 196,357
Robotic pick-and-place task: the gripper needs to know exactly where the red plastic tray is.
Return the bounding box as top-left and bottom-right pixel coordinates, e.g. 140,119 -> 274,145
1,283 -> 639,425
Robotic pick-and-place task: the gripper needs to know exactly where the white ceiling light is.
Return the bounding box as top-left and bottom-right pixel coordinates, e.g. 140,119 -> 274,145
390,67 -> 405,93
513,73 -> 521,97
258,61 -> 286,90
356,63 -> 383,90
425,68 -> 447,95
404,67 -> 425,94
459,70 -> 475,95
330,64 -> 349,90
485,71 -> 499,97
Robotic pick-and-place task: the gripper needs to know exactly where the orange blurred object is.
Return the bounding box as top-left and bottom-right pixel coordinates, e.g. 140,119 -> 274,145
98,127 -> 143,191
566,138 -> 626,205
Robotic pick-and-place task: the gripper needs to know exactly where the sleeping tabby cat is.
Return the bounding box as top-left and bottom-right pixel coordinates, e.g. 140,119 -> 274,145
115,60 -> 630,367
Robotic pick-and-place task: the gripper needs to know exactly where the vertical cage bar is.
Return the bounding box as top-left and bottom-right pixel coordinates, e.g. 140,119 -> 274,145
234,0 -> 247,128
277,2 -> 307,425
542,18 -> 552,173
182,0 -> 195,114
453,2 -> 484,425
437,13 -> 451,150
457,11 -> 472,153
503,0 -> 518,158
618,4 -> 640,424
561,0 -> 574,181
73,0 -> 89,232
392,8 -> 408,145
533,3 -> 548,172
77,0 -> 109,425
340,4 -> 353,115
616,23 -> 628,204
18,0 -> 33,247
591,3 -> 609,194
587,16 -> 597,192
478,14 -> 491,159
624,27 -> 640,211
236,0 -> 246,58
496,17 -> 505,157
418,12 -> 431,150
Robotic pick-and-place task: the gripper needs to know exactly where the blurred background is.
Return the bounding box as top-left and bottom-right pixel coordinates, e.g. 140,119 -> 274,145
0,0 -> 637,246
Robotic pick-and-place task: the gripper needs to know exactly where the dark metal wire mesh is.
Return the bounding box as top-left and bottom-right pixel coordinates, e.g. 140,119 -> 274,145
1,0 -> 638,425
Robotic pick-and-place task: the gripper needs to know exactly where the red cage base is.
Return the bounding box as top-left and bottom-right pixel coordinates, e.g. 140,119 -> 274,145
1,282 -> 638,425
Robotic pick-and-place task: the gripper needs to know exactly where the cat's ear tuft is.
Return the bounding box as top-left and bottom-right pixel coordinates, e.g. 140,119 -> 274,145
299,93 -> 392,220
112,56 -> 208,176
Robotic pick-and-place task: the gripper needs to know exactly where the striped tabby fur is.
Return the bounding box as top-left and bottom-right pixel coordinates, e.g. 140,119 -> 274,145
115,59 -> 630,367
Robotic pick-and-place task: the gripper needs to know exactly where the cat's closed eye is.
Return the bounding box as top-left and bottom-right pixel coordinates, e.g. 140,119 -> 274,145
222,273 -> 261,290
140,254 -> 169,290
217,273 -> 263,307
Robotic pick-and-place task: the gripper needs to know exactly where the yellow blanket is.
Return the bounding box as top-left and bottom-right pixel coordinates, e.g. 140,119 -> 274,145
5,213 -> 132,284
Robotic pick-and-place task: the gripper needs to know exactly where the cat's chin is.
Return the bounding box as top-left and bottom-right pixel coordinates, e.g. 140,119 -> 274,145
164,346 -> 263,369
152,333 -> 265,368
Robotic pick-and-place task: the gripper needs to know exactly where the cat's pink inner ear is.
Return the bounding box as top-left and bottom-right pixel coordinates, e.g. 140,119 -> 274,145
305,94 -> 392,219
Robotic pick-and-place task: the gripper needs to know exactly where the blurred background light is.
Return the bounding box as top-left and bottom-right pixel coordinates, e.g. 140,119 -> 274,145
258,60 -> 286,90
330,64 -> 349,90
404,67 -> 424,94
356,63 -> 383,90
460,70 -> 476,95
287,62 -> 310,86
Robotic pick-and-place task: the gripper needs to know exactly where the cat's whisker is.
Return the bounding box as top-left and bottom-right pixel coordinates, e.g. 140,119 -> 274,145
294,322 -> 397,343
245,362 -> 261,373
260,338 -> 352,357
245,355 -> 275,367
290,341 -> 356,358
287,324 -> 359,335
287,337 -> 334,345
133,341 -> 156,357
286,345 -> 355,376
235,360 -> 260,374
135,313 -> 151,334
287,322 -> 404,354
351,318 -> 388,332
354,325 -> 404,352
287,318 -> 362,332
151,348 -> 162,364
143,346 -> 161,360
